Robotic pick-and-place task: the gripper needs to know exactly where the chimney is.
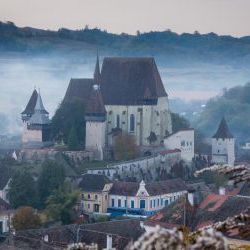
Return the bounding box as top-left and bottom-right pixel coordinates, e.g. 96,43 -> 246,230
106,234 -> 113,250
187,189 -> 195,206
219,186 -> 226,195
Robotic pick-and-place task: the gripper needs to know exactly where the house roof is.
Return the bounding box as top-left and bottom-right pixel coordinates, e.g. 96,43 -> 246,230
78,174 -> 111,192
110,179 -> 187,196
16,219 -> 145,250
212,117 -> 234,139
149,191 -> 250,231
110,181 -> 139,196
146,178 -> 187,196
63,78 -> 94,105
21,89 -> 38,115
100,57 -> 167,105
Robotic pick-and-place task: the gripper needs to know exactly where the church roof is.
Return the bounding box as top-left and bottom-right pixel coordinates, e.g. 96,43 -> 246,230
94,53 -> 101,85
100,57 -> 168,105
29,92 -> 50,125
63,78 -> 94,105
212,117 -> 234,139
21,89 -> 38,115
86,85 -> 106,115
21,89 -> 49,115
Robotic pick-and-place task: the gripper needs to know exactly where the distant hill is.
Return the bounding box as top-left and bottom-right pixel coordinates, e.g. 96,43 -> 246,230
1,21 -> 250,66
193,82 -> 250,143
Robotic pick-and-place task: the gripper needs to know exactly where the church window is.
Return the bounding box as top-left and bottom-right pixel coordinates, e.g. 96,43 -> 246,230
116,115 -> 120,128
130,114 -> 135,132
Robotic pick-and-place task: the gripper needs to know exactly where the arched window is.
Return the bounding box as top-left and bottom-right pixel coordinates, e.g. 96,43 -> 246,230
130,114 -> 135,132
116,115 -> 120,128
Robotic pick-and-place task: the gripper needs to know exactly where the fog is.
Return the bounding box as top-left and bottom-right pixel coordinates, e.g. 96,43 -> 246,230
1,55 -> 250,135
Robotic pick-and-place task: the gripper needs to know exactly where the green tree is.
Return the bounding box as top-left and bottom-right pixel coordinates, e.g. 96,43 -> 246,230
37,160 -> 65,208
9,168 -> 38,209
12,206 -> 41,231
171,113 -> 190,133
46,183 -> 79,225
51,100 -> 85,147
113,133 -> 139,161
67,126 -> 79,150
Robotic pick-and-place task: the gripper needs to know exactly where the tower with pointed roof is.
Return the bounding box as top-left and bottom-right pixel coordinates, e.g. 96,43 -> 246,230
211,117 -> 235,166
21,90 -> 52,148
85,84 -> 106,160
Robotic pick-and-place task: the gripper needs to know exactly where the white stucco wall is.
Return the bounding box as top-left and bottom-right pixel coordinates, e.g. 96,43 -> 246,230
212,138 -> 235,166
85,121 -> 106,160
105,96 -> 172,146
109,190 -> 187,213
164,129 -> 194,162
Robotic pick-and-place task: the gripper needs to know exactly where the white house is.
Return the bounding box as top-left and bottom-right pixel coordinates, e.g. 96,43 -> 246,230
0,178 -> 11,203
211,117 -> 235,166
108,179 -> 187,216
163,129 -> 194,162
0,197 -> 13,234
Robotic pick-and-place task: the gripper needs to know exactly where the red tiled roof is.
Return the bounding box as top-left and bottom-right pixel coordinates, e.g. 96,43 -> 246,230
199,194 -> 229,212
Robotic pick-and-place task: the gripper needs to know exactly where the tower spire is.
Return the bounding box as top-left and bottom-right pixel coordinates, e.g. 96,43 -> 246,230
94,50 -> 101,85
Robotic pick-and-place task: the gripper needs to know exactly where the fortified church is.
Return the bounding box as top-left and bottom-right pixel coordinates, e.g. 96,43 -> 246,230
21,55 -> 172,159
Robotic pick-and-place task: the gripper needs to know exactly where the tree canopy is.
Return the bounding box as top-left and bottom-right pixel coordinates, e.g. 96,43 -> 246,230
12,206 -> 41,231
9,168 -> 38,209
37,160 -> 65,208
46,182 -> 79,225
113,133 -> 139,161
193,82 -> 250,143
51,100 -> 85,148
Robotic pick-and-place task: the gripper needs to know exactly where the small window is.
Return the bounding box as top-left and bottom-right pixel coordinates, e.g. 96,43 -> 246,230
124,200 -> 127,207
95,195 -> 98,200
81,194 -> 84,199
130,114 -> 135,132
157,199 -> 160,206
131,200 -> 135,208
181,140 -> 185,146
116,115 -> 120,128
88,204 -> 90,209
150,200 -> 153,208
88,194 -> 91,199
112,199 -> 115,207
105,195 -> 108,200
118,199 -> 121,207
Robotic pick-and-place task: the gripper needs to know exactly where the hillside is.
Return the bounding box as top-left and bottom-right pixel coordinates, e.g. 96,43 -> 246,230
1,21 -> 250,66
193,82 -> 250,143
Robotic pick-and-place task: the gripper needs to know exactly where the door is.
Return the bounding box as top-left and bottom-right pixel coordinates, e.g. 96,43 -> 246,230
140,200 -> 146,209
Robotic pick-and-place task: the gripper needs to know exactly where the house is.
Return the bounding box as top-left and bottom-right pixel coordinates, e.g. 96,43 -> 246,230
0,168 -> 11,203
108,179 -> 187,216
147,187 -> 250,231
0,199 -> 13,234
14,219 -> 145,250
63,56 -> 172,159
163,129 -> 194,162
78,174 -> 112,214
21,89 -> 52,149
211,117 -> 235,166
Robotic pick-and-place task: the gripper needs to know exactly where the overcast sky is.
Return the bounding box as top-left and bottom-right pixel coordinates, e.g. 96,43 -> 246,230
0,0 -> 249,37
